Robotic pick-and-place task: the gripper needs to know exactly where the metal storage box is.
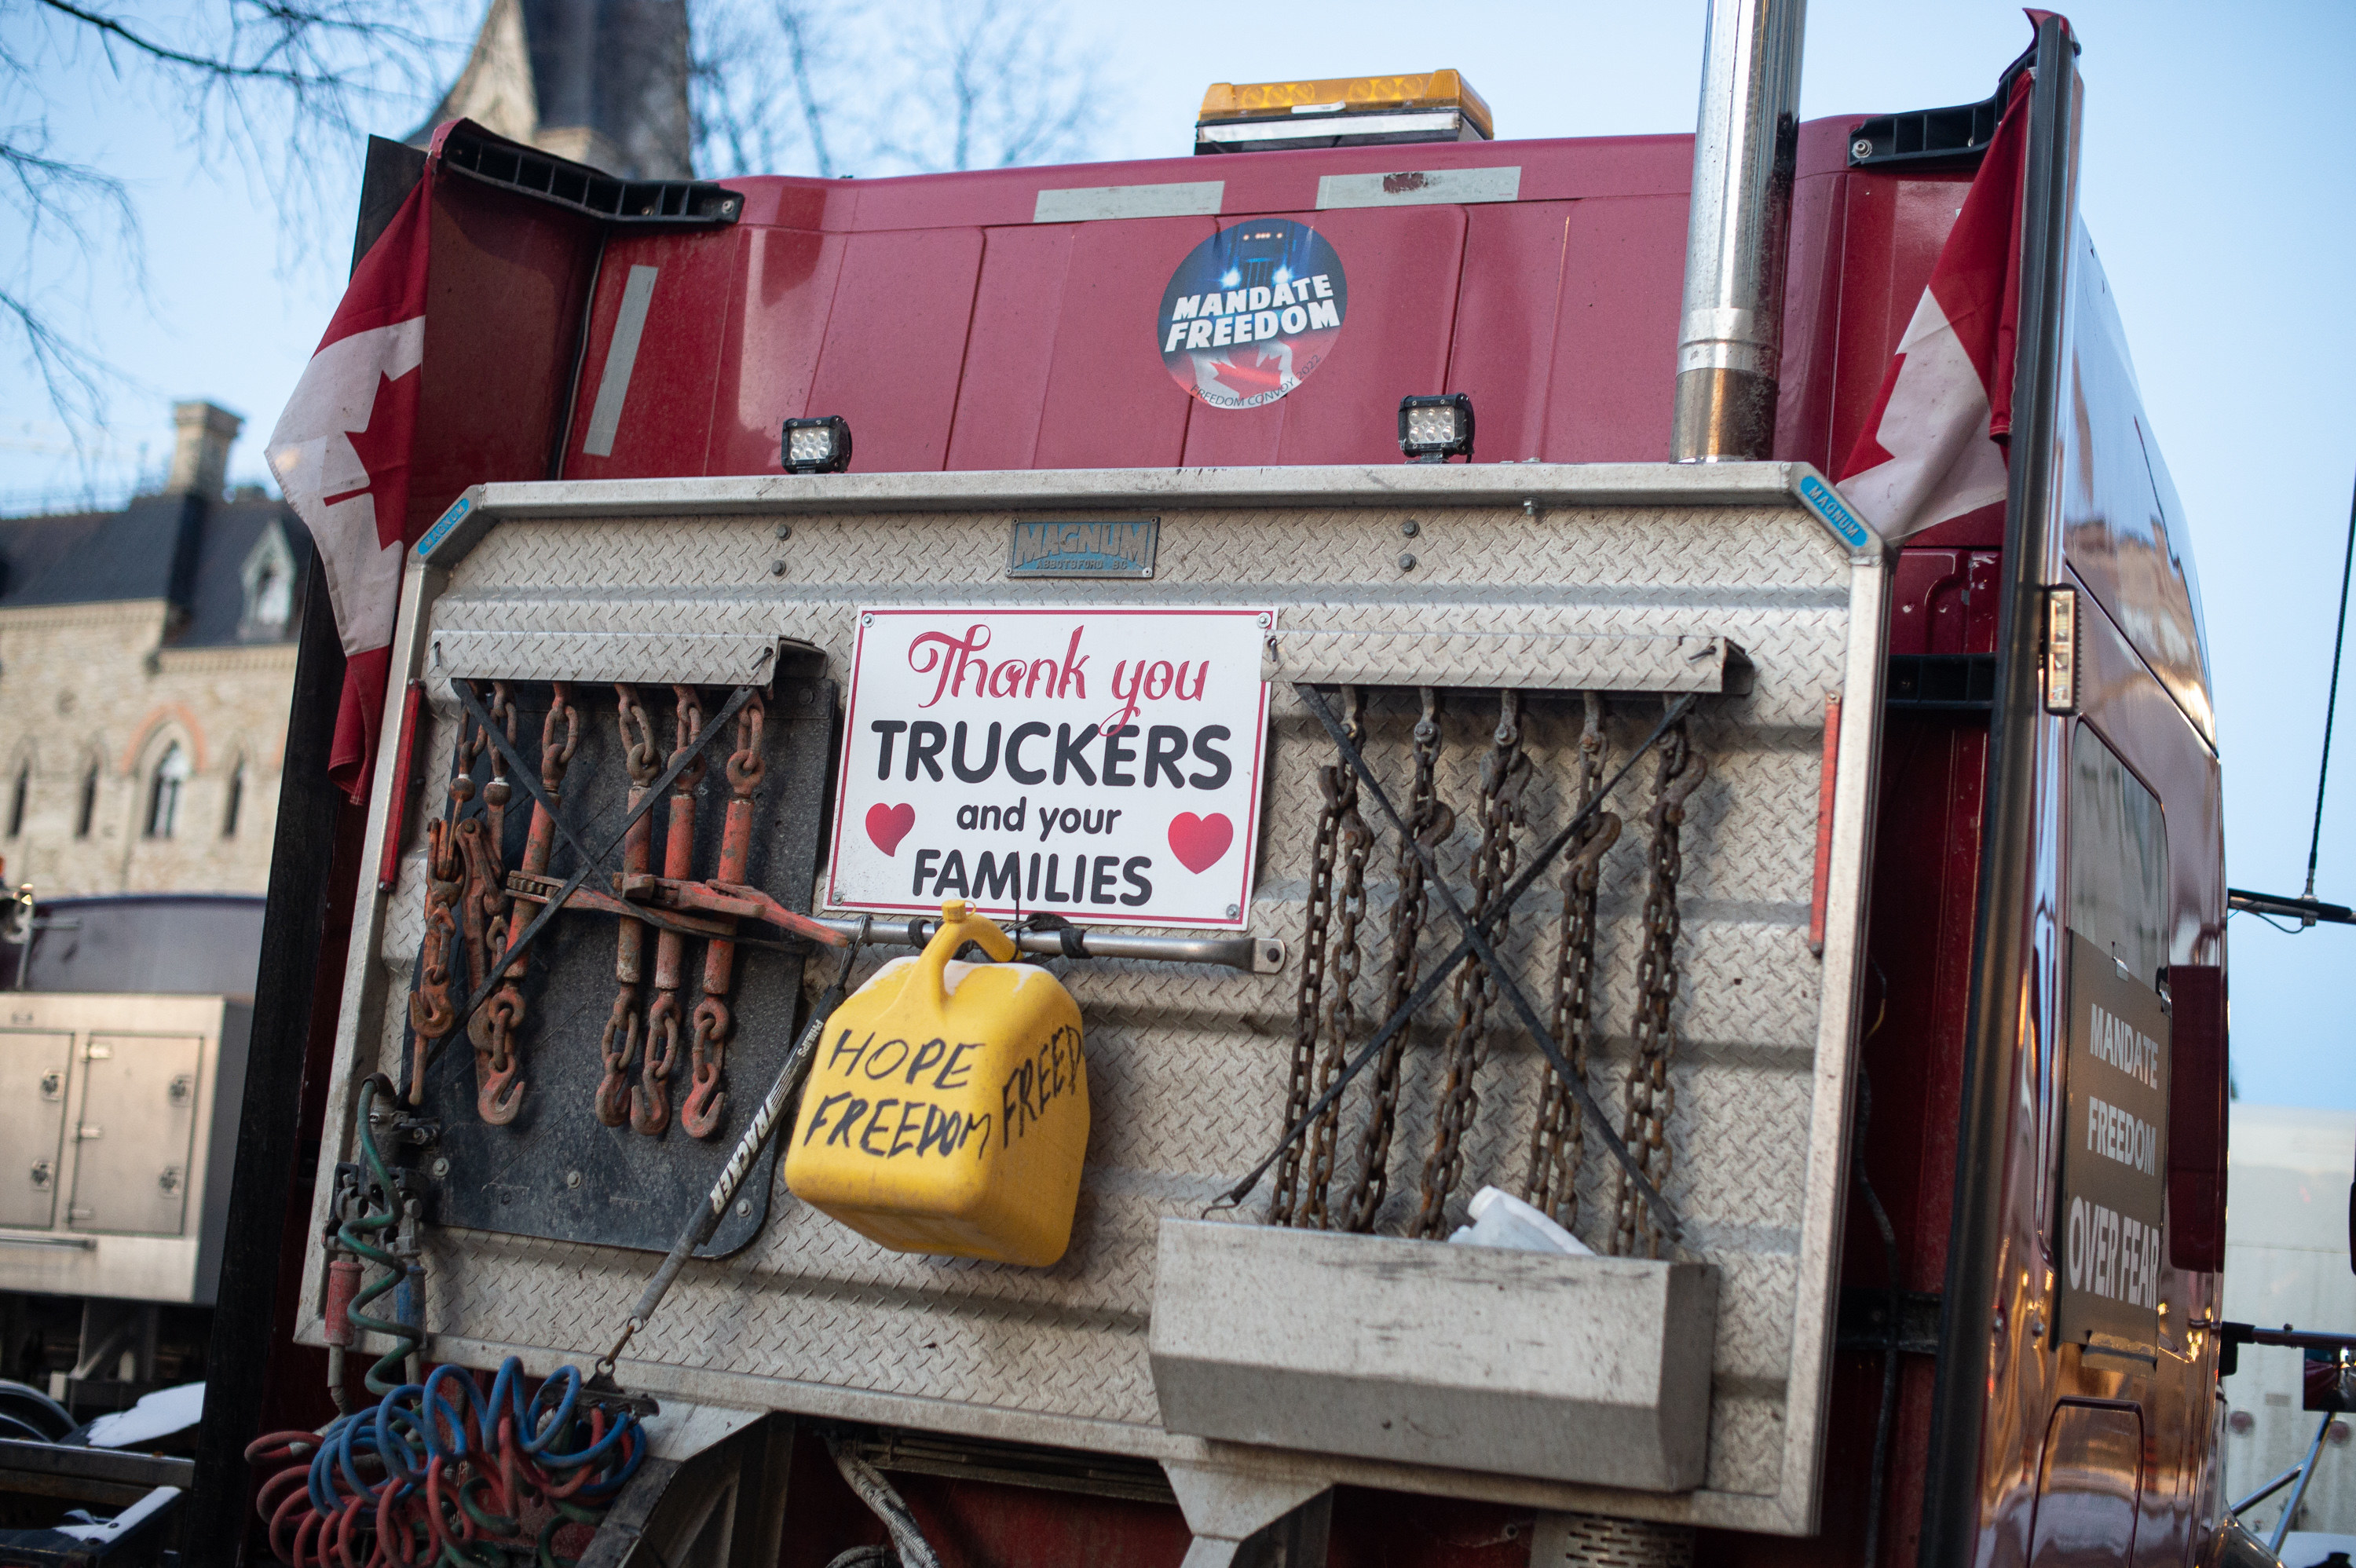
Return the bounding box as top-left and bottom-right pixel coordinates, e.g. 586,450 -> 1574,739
1149,1219 -> 1719,1490
0,992 -> 252,1303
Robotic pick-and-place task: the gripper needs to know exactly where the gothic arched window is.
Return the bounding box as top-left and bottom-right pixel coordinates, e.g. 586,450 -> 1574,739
222,755 -> 247,839
146,743 -> 190,839
74,761 -> 98,839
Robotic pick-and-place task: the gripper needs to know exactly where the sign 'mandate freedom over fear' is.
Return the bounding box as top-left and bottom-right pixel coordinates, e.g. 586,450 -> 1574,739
827,609 -> 1274,928
1158,218 -> 1347,411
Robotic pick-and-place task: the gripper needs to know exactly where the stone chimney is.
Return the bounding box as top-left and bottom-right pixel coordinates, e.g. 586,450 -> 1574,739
166,400 -> 243,498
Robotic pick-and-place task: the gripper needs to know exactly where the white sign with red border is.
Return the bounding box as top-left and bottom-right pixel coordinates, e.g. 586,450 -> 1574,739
826,607 -> 1274,928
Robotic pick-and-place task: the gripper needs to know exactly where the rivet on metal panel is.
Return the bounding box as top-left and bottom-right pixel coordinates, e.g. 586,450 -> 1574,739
1227,905 -> 1241,919
770,559 -> 787,576
736,1198 -> 752,1216
1257,613 -> 1271,629
431,1157 -> 451,1179
566,1170 -> 583,1189
1400,520 -> 1420,538
1398,552 -> 1418,572
775,523 -> 792,540
1851,137 -> 1873,159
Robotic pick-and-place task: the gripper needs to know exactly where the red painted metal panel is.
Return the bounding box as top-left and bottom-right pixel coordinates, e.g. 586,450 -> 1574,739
1033,217 -> 1217,470
1541,193 -> 1685,462
728,176 -> 847,232
409,174 -> 598,519
1823,170 -> 1974,477
1888,548 -> 2002,656
1442,202 -> 1572,462
945,224 -> 1072,470
706,225 -> 849,477
561,228 -> 734,481
1179,206 -> 1466,470
804,226 -> 986,473
832,133 -> 1698,239
1776,170 -> 1850,472
946,216 -> 1216,472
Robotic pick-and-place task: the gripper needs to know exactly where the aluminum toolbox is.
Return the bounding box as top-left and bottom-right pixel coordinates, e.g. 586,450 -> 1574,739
0,992 -> 252,1304
306,461 -> 1887,1536
1150,1220 -> 1721,1491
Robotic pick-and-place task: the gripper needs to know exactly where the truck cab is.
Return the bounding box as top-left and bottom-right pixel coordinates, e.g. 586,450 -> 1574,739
197,15 -> 2248,1567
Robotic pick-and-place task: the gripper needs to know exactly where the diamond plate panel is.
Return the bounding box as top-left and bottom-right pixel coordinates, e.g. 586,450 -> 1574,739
1261,630 -> 1737,693
320,482 -> 1883,1533
427,627 -> 779,685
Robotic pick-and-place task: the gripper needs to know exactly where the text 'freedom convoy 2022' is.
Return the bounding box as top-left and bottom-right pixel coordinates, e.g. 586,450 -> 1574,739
56,6 -> 2339,1567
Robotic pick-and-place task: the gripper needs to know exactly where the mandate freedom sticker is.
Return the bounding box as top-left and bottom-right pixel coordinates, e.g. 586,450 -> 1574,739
827,609 -> 1273,928
1008,519 -> 1158,579
2057,930 -> 2171,1351
1158,219 -> 1347,410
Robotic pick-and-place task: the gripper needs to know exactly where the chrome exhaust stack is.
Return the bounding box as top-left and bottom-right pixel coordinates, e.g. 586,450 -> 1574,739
1672,0 -> 1807,462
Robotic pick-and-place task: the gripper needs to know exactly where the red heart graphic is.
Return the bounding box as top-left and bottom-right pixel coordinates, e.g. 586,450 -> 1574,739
1167,812 -> 1234,874
865,802 -> 915,856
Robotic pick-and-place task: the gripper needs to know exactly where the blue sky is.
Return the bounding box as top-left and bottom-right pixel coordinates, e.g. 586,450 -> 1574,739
4,1 -> 2353,1105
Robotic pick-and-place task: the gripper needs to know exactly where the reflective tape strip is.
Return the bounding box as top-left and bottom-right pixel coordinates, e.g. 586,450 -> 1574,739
1315,165 -> 1521,210
1033,182 -> 1224,223
581,265 -> 660,458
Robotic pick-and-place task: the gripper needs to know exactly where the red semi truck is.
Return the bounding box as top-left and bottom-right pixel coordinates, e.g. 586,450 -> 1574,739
176,10 -> 2297,1567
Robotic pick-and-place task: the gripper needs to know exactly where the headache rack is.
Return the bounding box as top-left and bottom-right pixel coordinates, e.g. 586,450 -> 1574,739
306,460 -> 1889,1541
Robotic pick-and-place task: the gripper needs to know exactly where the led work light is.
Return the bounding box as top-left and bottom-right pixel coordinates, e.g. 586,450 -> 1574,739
1398,394 -> 1474,463
782,415 -> 853,474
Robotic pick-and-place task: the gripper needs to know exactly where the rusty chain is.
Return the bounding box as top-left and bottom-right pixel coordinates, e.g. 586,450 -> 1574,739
634,685 -> 708,1135
597,683 -> 663,1127
455,687 -> 512,1122
1292,689 -> 1370,1229
1610,713 -> 1707,1259
1413,691 -> 1531,1238
1524,693 -> 1621,1232
682,692 -> 766,1138
472,683 -> 578,1124
1269,706 -> 1348,1226
1341,687 -> 1452,1232
466,685 -> 521,1121
404,707 -> 481,1102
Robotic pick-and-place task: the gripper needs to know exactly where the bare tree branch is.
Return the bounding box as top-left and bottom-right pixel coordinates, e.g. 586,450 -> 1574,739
1,0 -> 458,466
690,0 -> 1106,181
37,0 -> 343,88
777,0 -> 843,178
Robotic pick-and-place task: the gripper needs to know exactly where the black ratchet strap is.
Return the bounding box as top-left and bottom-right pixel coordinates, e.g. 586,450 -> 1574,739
1216,689 -> 1696,1244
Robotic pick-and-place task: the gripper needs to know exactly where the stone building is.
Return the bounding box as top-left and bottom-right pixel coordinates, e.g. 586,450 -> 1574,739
414,0 -> 693,179
0,402 -> 310,898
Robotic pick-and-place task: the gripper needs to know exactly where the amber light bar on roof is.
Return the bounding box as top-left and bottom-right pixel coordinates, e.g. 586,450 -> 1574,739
1194,70 -> 1494,154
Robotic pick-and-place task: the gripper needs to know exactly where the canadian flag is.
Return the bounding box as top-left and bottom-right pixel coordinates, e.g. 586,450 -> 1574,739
265,181 -> 430,802
1835,69 -> 2036,541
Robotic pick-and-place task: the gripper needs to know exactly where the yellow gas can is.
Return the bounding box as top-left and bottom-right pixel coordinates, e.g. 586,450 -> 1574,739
784,901 -> 1087,1266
